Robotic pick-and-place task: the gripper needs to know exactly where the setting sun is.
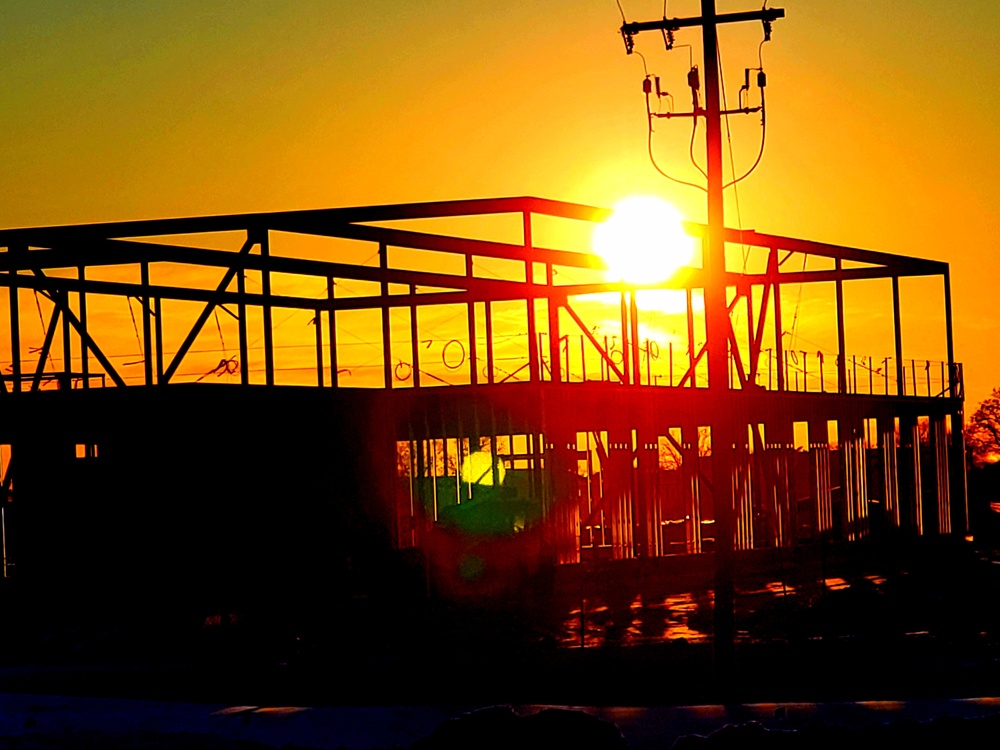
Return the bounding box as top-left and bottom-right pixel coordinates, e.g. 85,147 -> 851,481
591,196 -> 695,285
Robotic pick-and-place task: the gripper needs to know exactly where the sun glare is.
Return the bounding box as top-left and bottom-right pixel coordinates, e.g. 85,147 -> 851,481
592,196 -> 694,285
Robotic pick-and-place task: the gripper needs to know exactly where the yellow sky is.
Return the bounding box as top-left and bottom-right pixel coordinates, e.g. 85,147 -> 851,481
1,1 -> 997,404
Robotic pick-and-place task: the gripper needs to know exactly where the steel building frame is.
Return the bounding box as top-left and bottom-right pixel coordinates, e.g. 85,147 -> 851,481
0,196 -> 966,592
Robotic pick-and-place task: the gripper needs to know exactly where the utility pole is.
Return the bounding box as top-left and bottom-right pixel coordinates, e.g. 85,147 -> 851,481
621,1 -> 784,689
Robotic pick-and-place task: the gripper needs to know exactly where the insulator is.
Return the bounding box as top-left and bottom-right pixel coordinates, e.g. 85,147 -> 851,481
687,66 -> 700,91
643,77 -> 653,94
621,30 -> 634,55
757,70 -> 767,88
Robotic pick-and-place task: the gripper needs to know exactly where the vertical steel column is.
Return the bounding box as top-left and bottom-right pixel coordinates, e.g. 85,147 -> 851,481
945,269 -> 968,534
410,285 -> 421,388
259,230 -> 274,386
61,282 -> 72,388
878,415 -> 900,528
78,265 -> 88,389
141,262 -> 153,386
380,243 -> 391,389
327,277 -> 338,388
932,416 -> 951,535
835,257 -> 847,393
943,268 -> 956,396
619,290 -> 630,385
484,300 -> 494,384
841,417 -> 868,541
238,268 -> 249,386
950,409 -> 969,534
315,307 -> 325,388
524,211 -> 539,382
154,296 -> 164,385
466,256 -> 477,384
629,291 -> 641,385
892,276 -> 904,396
547,265 -> 560,383
772,252 -> 785,392
745,288 -> 755,383
809,419 -> 834,535
686,288 -> 696,384
896,414 -> 923,534
9,250 -> 21,393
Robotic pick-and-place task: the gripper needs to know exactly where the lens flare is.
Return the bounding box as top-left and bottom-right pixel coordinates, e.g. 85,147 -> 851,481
460,450 -> 505,486
592,196 -> 695,285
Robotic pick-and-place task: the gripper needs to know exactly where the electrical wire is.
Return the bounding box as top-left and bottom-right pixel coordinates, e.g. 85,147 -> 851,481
722,39 -> 768,190
633,50 -> 650,77
722,91 -> 766,190
688,116 -> 707,179
213,309 -> 227,358
717,44 -> 749,272
126,297 -> 143,356
645,90 -> 706,192
787,252 -> 808,350
622,0 -> 704,191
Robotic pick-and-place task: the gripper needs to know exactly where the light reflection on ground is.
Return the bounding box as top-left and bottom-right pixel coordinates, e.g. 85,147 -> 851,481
559,590 -> 714,648
549,542 -> 1000,653
554,572 -> 922,649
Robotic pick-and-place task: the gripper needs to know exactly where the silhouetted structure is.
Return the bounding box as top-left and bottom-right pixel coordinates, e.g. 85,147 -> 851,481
0,197 -> 966,642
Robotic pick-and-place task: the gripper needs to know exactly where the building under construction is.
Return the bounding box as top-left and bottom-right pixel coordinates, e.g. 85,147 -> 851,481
0,196 -> 966,648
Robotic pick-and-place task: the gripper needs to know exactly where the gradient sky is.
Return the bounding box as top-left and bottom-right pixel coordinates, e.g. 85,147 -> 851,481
1,1 -> 998,405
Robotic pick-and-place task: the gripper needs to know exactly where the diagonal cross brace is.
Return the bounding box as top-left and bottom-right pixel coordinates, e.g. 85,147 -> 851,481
749,261 -> 774,382
161,235 -> 257,384
678,292 -> 744,388
32,272 -> 127,388
30,303 -> 61,393
561,298 -> 627,383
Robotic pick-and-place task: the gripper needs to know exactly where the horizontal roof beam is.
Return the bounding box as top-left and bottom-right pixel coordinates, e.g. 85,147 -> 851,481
686,224 -> 947,275
0,196 -> 609,246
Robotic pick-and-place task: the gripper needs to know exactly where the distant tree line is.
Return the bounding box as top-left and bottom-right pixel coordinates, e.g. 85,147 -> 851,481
965,387 -> 1000,548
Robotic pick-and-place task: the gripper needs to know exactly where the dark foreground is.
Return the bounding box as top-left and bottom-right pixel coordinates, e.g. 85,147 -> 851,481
2,694 -> 1000,750
0,536 -> 998,747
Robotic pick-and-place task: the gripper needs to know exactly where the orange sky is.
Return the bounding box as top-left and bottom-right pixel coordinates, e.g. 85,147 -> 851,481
1,1 -> 998,406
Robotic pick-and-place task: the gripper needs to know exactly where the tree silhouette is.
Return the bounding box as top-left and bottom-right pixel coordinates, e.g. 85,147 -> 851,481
965,387 -> 1000,466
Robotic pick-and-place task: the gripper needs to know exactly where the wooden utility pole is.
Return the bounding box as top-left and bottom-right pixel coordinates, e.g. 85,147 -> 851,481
621,0 -> 785,687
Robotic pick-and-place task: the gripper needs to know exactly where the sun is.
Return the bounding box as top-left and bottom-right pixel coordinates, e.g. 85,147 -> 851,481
592,196 -> 695,285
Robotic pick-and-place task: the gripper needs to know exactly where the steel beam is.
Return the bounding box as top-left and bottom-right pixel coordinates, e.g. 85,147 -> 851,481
0,196 -> 608,249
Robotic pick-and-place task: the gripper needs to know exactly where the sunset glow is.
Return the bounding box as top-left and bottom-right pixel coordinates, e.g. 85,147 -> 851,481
591,196 -> 695,285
